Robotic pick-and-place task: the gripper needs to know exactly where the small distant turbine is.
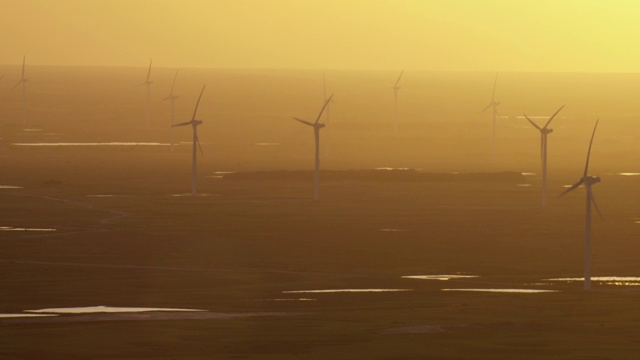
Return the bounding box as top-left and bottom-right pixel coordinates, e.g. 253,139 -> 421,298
559,120 -> 602,291
294,94 -> 334,201
163,70 -> 180,151
523,105 -> 564,207
173,85 -> 206,196
12,56 -> 29,124
138,59 -> 154,127
392,69 -> 404,135
480,73 -> 501,160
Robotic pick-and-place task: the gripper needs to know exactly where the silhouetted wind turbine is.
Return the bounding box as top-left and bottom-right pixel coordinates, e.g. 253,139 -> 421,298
294,94 -> 333,201
138,59 -> 153,127
173,85 -> 206,196
559,120 -> 602,290
163,70 -> 180,151
480,72 -> 501,160
392,69 -> 404,135
13,56 -> 29,124
524,105 -> 564,207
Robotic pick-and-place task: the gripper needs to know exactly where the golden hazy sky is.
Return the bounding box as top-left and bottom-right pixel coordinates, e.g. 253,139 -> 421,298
2,0 -> 640,71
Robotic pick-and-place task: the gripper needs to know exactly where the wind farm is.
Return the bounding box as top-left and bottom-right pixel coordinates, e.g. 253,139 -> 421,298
2,1 -> 640,359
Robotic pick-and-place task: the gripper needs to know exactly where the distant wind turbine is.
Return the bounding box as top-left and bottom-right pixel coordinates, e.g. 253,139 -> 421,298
294,94 -> 334,201
559,120 -> 602,291
138,59 -> 154,127
524,105 -> 565,207
480,72 -> 501,160
173,85 -> 206,196
392,69 -> 404,135
163,70 -> 180,151
13,56 -> 29,124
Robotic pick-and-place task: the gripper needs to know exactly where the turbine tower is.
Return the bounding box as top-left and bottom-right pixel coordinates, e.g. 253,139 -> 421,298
13,56 -> 29,125
163,70 -> 180,151
523,105 -> 564,207
559,120 -> 602,290
392,69 -> 404,135
173,85 -> 206,196
294,94 -> 334,201
480,72 -> 501,160
138,59 -> 154,127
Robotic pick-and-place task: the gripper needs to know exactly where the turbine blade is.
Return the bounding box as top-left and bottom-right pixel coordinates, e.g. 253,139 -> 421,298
191,85 -> 206,121
294,117 -> 314,127
323,72 -> 327,100
559,179 -> 583,198
491,72 -> 498,102
195,131 -> 204,156
394,69 -> 404,88
146,59 -> 152,82
543,104 -> 565,129
315,94 -> 333,124
173,120 -> 192,127
524,114 -> 542,130
590,190 -> 604,220
169,69 -> 179,96
583,119 -> 599,177
479,102 -> 492,114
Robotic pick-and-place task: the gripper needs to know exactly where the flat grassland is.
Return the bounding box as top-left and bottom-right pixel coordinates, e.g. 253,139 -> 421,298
0,146 -> 639,360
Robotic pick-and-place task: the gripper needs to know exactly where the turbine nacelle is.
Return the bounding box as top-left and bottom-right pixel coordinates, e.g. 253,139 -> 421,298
584,175 -> 601,186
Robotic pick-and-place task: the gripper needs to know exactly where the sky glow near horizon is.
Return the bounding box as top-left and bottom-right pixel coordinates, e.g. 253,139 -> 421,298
1,0 -> 640,72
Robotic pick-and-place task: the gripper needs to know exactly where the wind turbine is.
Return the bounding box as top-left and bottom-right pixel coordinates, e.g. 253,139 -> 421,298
392,69 -> 404,135
13,56 -> 29,125
559,120 -> 602,291
173,85 -> 206,196
138,59 -> 153,127
480,72 -> 501,160
294,94 -> 333,201
523,105 -> 564,207
163,70 -> 180,151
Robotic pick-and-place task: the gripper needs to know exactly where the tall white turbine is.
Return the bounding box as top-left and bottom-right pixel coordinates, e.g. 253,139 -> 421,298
392,69 -> 404,135
559,120 -> 602,291
138,59 -> 154,127
294,94 -> 334,201
523,105 -> 565,207
12,56 -> 29,125
163,70 -> 180,151
173,85 -> 206,196
480,73 -> 501,160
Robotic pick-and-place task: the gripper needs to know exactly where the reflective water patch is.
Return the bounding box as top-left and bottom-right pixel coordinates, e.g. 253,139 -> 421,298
283,289 -> 412,294
25,306 -> 205,314
0,226 -> 56,232
546,276 -> 640,286
402,275 -> 478,281
442,288 -> 558,293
